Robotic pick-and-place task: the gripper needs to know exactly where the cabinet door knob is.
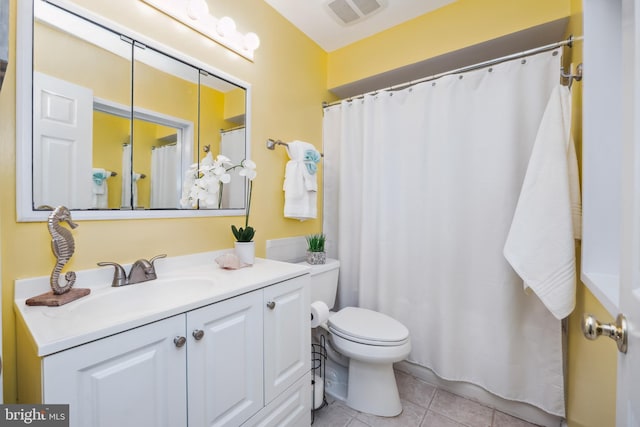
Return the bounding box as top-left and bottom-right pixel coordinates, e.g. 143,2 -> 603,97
174,336 -> 187,348
266,301 -> 276,310
582,313 -> 628,353
192,329 -> 205,340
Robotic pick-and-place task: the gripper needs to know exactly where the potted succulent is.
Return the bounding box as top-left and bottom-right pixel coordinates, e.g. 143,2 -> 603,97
305,233 -> 327,265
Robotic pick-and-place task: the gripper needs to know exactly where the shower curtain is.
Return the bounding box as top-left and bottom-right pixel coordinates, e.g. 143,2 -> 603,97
150,144 -> 178,208
121,143 -> 142,208
322,49 -> 566,416
220,127 -> 246,208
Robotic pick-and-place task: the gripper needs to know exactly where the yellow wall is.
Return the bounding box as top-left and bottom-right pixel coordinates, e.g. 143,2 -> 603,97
328,0 -> 571,90
1,0 -> 328,403
93,112 -> 128,209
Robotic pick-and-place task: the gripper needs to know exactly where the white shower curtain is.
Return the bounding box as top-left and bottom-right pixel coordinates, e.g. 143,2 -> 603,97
121,143 -> 133,208
220,128 -> 246,208
150,144 -> 178,208
121,143 -> 143,208
323,49 -> 565,416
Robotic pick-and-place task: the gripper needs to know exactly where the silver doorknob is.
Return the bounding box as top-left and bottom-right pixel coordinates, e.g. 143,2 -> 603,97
582,313 -> 628,353
192,329 -> 205,340
266,301 -> 276,310
174,336 -> 187,348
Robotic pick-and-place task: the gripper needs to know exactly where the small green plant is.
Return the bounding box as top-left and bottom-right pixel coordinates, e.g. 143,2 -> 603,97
306,233 -> 326,253
232,224 -> 255,242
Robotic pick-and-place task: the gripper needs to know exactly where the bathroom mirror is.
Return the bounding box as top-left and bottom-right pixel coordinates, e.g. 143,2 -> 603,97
16,0 -> 251,221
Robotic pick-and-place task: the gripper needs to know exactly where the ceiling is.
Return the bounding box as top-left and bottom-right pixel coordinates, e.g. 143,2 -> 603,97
263,0 -> 457,52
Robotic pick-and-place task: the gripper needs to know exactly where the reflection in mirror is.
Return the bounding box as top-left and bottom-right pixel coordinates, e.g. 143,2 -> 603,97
33,2 -> 131,210
199,72 -> 247,209
19,0 -> 251,221
132,44 -> 199,210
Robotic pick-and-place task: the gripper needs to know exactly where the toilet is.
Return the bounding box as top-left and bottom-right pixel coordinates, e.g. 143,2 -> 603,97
302,258 -> 411,417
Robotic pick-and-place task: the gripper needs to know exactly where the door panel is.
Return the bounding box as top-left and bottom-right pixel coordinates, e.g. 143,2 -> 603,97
186,291 -> 263,427
263,276 -> 310,404
42,316 -> 187,427
33,72 -> 93,209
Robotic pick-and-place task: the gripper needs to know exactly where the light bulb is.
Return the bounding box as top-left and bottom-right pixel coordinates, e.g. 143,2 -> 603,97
187,0 -> 209,20
243,32 -> 260,51
216,16 -> 236,37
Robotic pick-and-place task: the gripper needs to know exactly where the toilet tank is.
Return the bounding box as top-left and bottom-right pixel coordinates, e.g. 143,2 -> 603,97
298,258 -> 340,309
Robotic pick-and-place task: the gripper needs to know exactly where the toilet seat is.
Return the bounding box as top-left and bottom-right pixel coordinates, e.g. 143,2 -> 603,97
328,307 -> 409,347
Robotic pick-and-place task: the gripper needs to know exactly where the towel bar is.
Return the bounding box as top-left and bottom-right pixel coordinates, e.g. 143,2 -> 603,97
266,139 -> 324,157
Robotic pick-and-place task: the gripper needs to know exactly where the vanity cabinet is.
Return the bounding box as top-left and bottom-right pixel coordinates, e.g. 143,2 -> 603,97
38,275 -> 310,427
42,315 -> 188,427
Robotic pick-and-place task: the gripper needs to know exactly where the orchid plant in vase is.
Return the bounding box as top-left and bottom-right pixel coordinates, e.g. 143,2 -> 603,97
181,153 -> 258,246
231,159 -> 257,242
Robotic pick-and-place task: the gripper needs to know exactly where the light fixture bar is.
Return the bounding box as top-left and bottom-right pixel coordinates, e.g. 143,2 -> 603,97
140,0 -> 260,61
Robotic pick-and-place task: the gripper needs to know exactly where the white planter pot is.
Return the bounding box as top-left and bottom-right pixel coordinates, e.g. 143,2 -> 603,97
235,241 -> 255,265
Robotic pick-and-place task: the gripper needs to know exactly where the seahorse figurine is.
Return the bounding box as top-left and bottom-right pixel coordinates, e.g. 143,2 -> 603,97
48,206 -> 78,295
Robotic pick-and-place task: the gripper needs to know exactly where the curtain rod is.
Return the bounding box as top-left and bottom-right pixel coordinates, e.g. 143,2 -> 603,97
220,125 -> 246,134
323,35 -> 583,108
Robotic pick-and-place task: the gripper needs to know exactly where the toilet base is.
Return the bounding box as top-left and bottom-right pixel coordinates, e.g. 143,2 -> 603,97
346,359 -> 402,417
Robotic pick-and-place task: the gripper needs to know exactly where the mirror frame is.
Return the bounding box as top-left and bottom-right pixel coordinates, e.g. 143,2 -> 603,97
16,0 -> 252,221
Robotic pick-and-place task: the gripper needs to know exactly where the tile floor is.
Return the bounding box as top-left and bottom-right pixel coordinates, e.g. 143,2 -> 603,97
311,370 -> 541,427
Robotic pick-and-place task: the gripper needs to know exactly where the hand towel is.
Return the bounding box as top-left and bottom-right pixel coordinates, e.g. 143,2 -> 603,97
283,141 -> 320,221
503,85 -> 581,320
91,168 -> 107,194
91,168 -> 109,209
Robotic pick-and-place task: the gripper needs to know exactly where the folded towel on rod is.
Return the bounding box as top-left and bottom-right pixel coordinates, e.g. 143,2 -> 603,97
503,85 -> 581,320
91,168 -> 111,208
283,140 -> 320,221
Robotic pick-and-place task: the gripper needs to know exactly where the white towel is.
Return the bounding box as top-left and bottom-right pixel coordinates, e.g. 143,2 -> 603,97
91,168 -> 109,209
283,140 -> 319,221
503,85 -> 581,320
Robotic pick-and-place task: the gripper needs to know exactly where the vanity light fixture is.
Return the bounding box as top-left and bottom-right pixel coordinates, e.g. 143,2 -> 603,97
141,0 -> 260,61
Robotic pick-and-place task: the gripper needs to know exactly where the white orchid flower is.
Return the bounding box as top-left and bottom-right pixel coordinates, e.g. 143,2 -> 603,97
239,159 -> 257,180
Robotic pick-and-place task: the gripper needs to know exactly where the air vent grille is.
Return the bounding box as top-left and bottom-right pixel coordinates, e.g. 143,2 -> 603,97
328,0 -> 360,24
326,0 -> 384,25
353,0 -> 380,15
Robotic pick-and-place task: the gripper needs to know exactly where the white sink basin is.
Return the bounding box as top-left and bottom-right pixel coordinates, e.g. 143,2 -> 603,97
42,277 -> 216,320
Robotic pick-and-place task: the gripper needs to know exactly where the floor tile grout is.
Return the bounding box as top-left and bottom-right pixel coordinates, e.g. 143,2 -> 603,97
312,369 -> 541,427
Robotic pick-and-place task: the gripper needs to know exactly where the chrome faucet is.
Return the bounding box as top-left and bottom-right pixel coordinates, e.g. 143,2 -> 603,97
97,254 -> 167,287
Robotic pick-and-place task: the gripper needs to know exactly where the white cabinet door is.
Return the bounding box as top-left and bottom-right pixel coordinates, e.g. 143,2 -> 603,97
242,375 -> 311,427
187,291 -> 264,427
43,316 -> 187,427
263,276 -> 311,404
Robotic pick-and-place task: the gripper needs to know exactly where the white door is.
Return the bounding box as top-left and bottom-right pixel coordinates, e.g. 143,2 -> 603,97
42,315 -> 187,427
33,72 -> 93,209
263,276 -> 311,404
186,290 -> 263,427
583,0 -> 640,424
618,0 -> 640,423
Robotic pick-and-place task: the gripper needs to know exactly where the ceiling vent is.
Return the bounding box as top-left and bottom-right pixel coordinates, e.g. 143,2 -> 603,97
326,0 -> 386,26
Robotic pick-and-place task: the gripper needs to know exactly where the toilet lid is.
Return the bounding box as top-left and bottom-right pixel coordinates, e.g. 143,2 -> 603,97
328,307 -> 409,346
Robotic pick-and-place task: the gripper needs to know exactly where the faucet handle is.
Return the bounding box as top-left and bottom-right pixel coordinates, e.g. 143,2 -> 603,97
149,254 -> 167,266
97,262 -> 127,287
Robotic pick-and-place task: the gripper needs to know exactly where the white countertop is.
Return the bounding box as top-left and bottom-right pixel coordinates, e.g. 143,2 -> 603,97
15,250 -> 310,356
